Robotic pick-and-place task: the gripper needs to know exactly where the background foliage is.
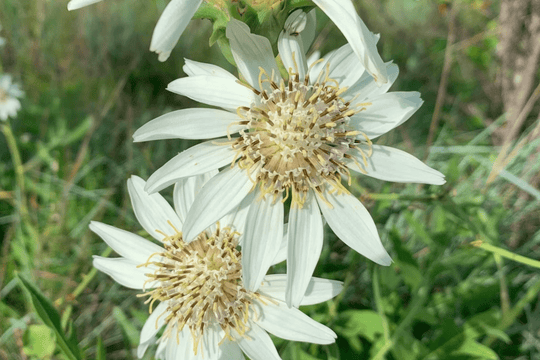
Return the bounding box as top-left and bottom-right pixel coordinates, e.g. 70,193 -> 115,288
1,0 -> 540,359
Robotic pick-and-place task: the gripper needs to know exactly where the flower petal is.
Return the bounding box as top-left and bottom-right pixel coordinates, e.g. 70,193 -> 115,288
128,176 -> 183,240
236,323 -> 281,360
226,19 -> 281,91
242,192 -> 284,291
270,225 -> 288,265
93,257 -> 150,289
89,221 -> 163,264
312,43 -> 367,89
260,274 -> 343,306
301,9 -> 317,52
286,192 -> 324,307
182,166 -> 253,242
218,191 -> 255,235
183,59 -> 237,79
67,0 -> 102,10
316,192 -> 392,265
345,61 -> 399,101
167,76 -> 256,112
165,327 -> 190,359
149,0 -> 203,62
145,139 -> 235,193
313,0 -> 388,84
278,9 -> 309,79
256,300 -> 336,344
133,108 -> 245,142
174,170 -> 218,223
139,302 -> 169,346
348,144 -> 446,185
217,339 -> 243,360
350,91 -> 423,139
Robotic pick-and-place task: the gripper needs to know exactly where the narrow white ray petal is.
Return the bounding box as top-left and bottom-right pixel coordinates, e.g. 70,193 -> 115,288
133,109 -> 245,142
128,176 -> 183,240
200,326 -> 220,360
167,76 -> 256,112
217,339 -> 243,360
226,19 -> 281,91
317,192 -> 392,265
183,59 -> 237,79
174,170 -> 218,223
278,10 -> 308,79
313,0 -> 388,84
89,221 -> 163,264
137,337 -> 154,359
182,166 -> 253,242
165,327 -> 188,360
286,192 -> 324,307
150,0 -> 203,62
256,300 -> 336,344
301,9 -> 317,52
260,274 -> 343,306
93,257 -> 150,289
67,0 -> 102,10
155,338 -> 167,360
242,192 -> 284,291
350,91 -> 423,139
236,323 -> 281,360
145,139 -> 235,193
348,145 -> 446,185
218,191 -> 255,235
306,50 -> 321,67
345,62 -> 399,101
320,43 -> 367,89
139,302 -> 169,345
271,225 -> 288,265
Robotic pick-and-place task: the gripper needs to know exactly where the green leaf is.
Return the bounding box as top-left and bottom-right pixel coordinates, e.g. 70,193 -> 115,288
113,306 -> 140,348
336,310 -> 384,341
455,340 -> 499,360
96,337 -> 106,360
23,325 -> 56,359
17,274 -> 82,360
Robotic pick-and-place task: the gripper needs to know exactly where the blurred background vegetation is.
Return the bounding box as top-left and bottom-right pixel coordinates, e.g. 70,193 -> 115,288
1,0 -> 540,359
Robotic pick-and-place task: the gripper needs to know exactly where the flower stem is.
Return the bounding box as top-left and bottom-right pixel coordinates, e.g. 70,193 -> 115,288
1,122 -> 28,220
471,241 -> 540,269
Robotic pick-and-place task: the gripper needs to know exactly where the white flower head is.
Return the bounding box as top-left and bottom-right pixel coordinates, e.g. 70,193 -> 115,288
134,17 -> 445,307
91,174 -> 339,359
67,0 -> 203,62
0,74 -> 24,121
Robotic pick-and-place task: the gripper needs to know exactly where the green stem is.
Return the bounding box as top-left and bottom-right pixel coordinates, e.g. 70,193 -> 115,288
1,122 -> 28,219
471,241 -> 540,269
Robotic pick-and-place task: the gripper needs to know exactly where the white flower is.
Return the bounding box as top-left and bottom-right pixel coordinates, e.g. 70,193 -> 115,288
0,75 -> 23,121
91,174 -> 339,359
134,18 -> 445,307
67,0 -> 202,62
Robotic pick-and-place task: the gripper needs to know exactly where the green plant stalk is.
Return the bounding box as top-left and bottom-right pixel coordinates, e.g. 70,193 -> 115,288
373,267 -> 391,343
472,241 -> 540,269
1,122 -> 28,219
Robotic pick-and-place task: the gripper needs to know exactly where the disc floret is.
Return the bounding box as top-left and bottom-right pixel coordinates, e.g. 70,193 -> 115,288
139,222 -> 262,353
231,63 -> 372,207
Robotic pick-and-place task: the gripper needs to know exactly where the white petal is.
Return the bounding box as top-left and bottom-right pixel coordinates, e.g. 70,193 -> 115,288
301,9 -> 317,52
316,192 -> 392,265
93,257 -> 150,289
67,0 -> 102,10
174,170 -> 218,223
128,176 -> 183,241
242,192 -> 284,291
345,62 -> 399,101
200,326 -> 221,360
313,0 -> 388,84
133,108 -> 245,142
256,300 -> 336,344
150,0 -> 203,62
306,50 -> 321,67
286,192 -> 324,307
278,10 -> 308,79
348,144 -> 446,185
183,59 -> 237,79
226,19 -> 281,91
311,43 -> 366,89
236,323 -> 281,360
155,338 -> 168,360
139,302 -> 169,346
270,225 -> 288,265
218,191 -> 255,235
137,338 -> 154,359
350,91 -> 423,139
145,139 -> 235,193
89,221 -> 163,264
182,166 -> 253,242
261,275 -> 343,306
217,339 -> 243,360
167,76 -> 256,112
165,327 -> 189,360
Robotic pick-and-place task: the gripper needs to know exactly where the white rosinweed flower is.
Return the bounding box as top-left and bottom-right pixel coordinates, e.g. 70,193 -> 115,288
0,74 -> 24,121
67,0 -> 203,62
134,15 -> 445,307
92,174 -> 340,359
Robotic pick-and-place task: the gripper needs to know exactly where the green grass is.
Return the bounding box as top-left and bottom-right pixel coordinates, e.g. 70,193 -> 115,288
1,0 -> 540,359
